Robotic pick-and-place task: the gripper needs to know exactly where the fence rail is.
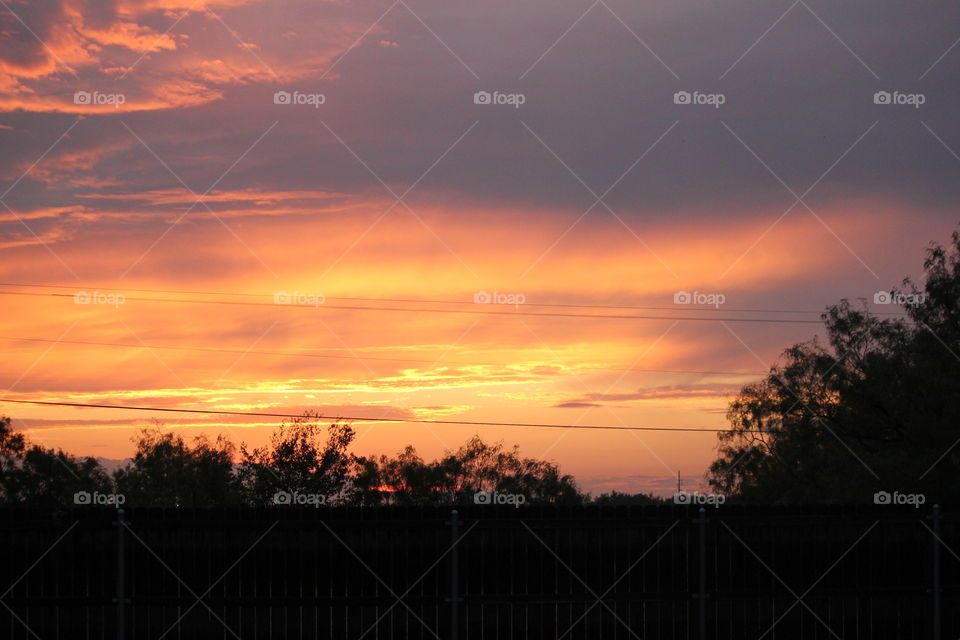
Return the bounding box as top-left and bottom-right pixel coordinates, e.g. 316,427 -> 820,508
0,505 -> 956,639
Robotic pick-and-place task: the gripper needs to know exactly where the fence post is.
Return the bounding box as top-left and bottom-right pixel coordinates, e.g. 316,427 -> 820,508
698,507 -> 706,640
932,504 -> 941,640
114,508 -> 127,640
447,509 -> 463,640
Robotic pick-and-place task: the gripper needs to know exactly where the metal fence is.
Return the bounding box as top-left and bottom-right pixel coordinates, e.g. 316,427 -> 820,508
0,504 -> 956,639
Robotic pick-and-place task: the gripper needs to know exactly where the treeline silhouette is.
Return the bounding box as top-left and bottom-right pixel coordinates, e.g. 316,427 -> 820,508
4,228 -> 959,508
0,413 -> 662,507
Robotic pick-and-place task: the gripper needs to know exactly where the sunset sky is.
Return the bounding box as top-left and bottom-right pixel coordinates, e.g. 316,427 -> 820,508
2,0 -> 959,495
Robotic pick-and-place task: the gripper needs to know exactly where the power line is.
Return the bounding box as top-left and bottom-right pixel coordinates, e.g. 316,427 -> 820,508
0,398 -> 741,433
0,335 -> 767,377
0,281 -> 909,316
0,290 -> 828,324
0,281 -> 841,315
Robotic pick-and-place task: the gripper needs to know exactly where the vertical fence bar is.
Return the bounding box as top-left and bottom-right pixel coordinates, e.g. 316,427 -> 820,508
447,509 -> 462,640
932,504 -> 941,640
114,508 -> 126,640
698,507 -> 706,640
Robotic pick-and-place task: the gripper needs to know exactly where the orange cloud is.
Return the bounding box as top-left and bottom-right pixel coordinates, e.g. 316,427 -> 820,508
0,0 -> 375,113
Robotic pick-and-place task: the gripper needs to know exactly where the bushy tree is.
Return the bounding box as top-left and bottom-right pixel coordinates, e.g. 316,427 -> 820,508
710,229 -> 960,503
589,491 -> 665,506
0,417 -> 112,506
236,412 -> 355,504
115,426 -> 242,507
0,417 -> 28,501
353,436 -> 584,505
18,446 -> 113,506
0,413 -> 588,508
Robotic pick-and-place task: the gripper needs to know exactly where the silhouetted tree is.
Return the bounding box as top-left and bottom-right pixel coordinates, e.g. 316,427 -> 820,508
589,491 -> 665,506
236,412 -> 355,504
355,445 -> 453,506
0,414 -> 588,507
0,417 -> 112,506
353,436 -> 584,505
710,229 -> 960,503
0,417 -> 27,501
18,446 -> 113,506
115,426 -> 242,507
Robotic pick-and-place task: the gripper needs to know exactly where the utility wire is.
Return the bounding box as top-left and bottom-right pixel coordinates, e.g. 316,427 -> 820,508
0,290 -> 828,324
0,281 -> 839,314
0,398 -> 745,433
0,281 -> 907,315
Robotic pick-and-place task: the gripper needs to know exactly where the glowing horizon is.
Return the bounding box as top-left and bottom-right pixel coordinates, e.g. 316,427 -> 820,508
3,0 -> 959,496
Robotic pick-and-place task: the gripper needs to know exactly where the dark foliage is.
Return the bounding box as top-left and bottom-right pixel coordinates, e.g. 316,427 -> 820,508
710,229 -> 960,503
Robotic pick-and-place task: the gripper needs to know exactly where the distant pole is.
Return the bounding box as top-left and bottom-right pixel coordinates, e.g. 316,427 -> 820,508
932,504 -> 941,640
115,508 -> 126,640
448,509 -> 462,640
698,507 -> 706,640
